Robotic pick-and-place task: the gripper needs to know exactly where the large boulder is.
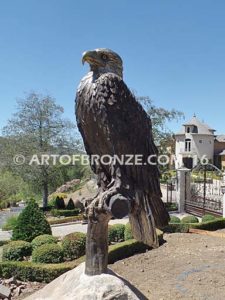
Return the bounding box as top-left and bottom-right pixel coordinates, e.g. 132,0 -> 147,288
25,263 -> 146,300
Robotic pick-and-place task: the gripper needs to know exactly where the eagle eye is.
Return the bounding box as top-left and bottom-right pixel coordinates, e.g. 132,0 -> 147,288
101,54 -> 108,61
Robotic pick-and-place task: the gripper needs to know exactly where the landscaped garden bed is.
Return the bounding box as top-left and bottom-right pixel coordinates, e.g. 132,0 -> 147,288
0,221 -> 164,283
163,214 -> 225,233
0,239 -> 155,283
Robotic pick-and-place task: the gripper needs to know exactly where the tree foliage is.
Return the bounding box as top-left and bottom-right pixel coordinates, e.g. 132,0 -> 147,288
1,92 -> 82,207
137,96 -> 184,148
136,96 -> 184,171
12,199 -> 52,242
0,171 -> 31,208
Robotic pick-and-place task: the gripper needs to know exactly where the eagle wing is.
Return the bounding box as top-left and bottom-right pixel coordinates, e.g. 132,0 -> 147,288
76,73 -> 169,247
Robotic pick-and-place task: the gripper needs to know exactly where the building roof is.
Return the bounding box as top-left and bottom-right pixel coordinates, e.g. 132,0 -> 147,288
219,150 -> 225,156
176,115 -> 215,135
215,135 -> 225,142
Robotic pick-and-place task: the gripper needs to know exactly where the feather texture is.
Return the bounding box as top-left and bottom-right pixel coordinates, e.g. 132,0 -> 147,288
76,72 -> 169,247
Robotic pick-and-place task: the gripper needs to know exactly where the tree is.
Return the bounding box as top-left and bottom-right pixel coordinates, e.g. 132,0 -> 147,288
135,96 -> 184,171
137,96 -> 184,147
2,92 -> 78,207
0,171 -> 30,208
12,199 -> 52,242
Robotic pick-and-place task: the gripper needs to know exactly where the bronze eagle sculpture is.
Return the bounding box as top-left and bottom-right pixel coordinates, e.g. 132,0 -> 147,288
75,48 -> 169,275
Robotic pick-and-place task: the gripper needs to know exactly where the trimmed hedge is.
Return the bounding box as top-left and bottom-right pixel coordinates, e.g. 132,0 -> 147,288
0,241 -> 9,247
108,239 -> 149,264
181,216 -> 199,224
164,218 -> 225,233
55,197 -> 66,209
108,224 -> 125,244
169,216 -> 181,224
190,218 -> 225,231
12,199 -> 51,242
0,261 -> 72,283
0,239 -> 149,282
163,223 -> 190,233
31,235 -> 57,250
202,214 -> 217,223
51,209 -> 80,218
66,199 -> 75,210
48,194 -> 67,208
62,232 -> 86,261
124,223 -> 133,240
48,215 -> 83,225
32,244 -> 64,264
164,203 -> 178,212
2,241 -> 32,261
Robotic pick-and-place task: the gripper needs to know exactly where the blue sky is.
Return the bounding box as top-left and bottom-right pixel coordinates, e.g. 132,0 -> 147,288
1,0 -> 225,134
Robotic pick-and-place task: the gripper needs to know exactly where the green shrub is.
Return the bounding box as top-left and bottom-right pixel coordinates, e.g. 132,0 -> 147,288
48,198 -> 56,208
12,199 -> 51,242
51,209 -> 80,218
113,224 -> 125,241
0,241 -> 9,247
181,216 -> 199,224
164,218 -> 225,233
48,215 -> 83,225
169,216 -> 181,224
2,241 -> 32,261
202,214 -> 217,223
108,239 -> 149,264
49,193 -> 67,209
190,218 -> 225,231
0,239 -> 152,283
32,244 -> 64,264
124,223 -> 133,240
108,225 -> 114,244
55,197 -> 66,209
66,198 -> 75,210
0,261 -> 72,283
62,232 -> 86,261
2,215 -> 18,231
31,234 -> 57,250
163,223 -> 190,233
0,201 -> 9,210
108,224 -> 125,244
164,203 -> 178,212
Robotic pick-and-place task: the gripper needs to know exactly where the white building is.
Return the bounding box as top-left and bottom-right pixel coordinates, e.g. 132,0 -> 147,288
175,115 -> 215,169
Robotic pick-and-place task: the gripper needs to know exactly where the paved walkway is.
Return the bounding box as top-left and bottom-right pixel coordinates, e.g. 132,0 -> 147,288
0,218 -> 129,241
2,212 -> 200,241
51,218 -> 129,237
0,229 -> 12,241
0,207 -> 24,228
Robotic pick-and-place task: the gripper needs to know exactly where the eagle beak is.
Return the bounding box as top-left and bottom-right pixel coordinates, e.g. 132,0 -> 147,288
82,51 -> 96,65
82,50 -> 104,67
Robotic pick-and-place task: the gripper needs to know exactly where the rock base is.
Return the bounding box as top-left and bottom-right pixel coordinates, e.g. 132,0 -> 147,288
25,263 -> 144,300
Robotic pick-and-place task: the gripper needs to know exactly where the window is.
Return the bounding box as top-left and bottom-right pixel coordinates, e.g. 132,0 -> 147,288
185,139 -> 191,152
187,127 -> 190,133
192,126 -> 198,133
199,140 -> 203,143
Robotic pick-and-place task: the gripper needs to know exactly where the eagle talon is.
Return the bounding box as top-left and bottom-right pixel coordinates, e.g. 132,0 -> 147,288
101,187 -> 120,208
86,196 -> 105,222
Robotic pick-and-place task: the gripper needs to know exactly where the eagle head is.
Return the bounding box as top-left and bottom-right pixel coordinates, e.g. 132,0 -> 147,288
82,48 -> 123,78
